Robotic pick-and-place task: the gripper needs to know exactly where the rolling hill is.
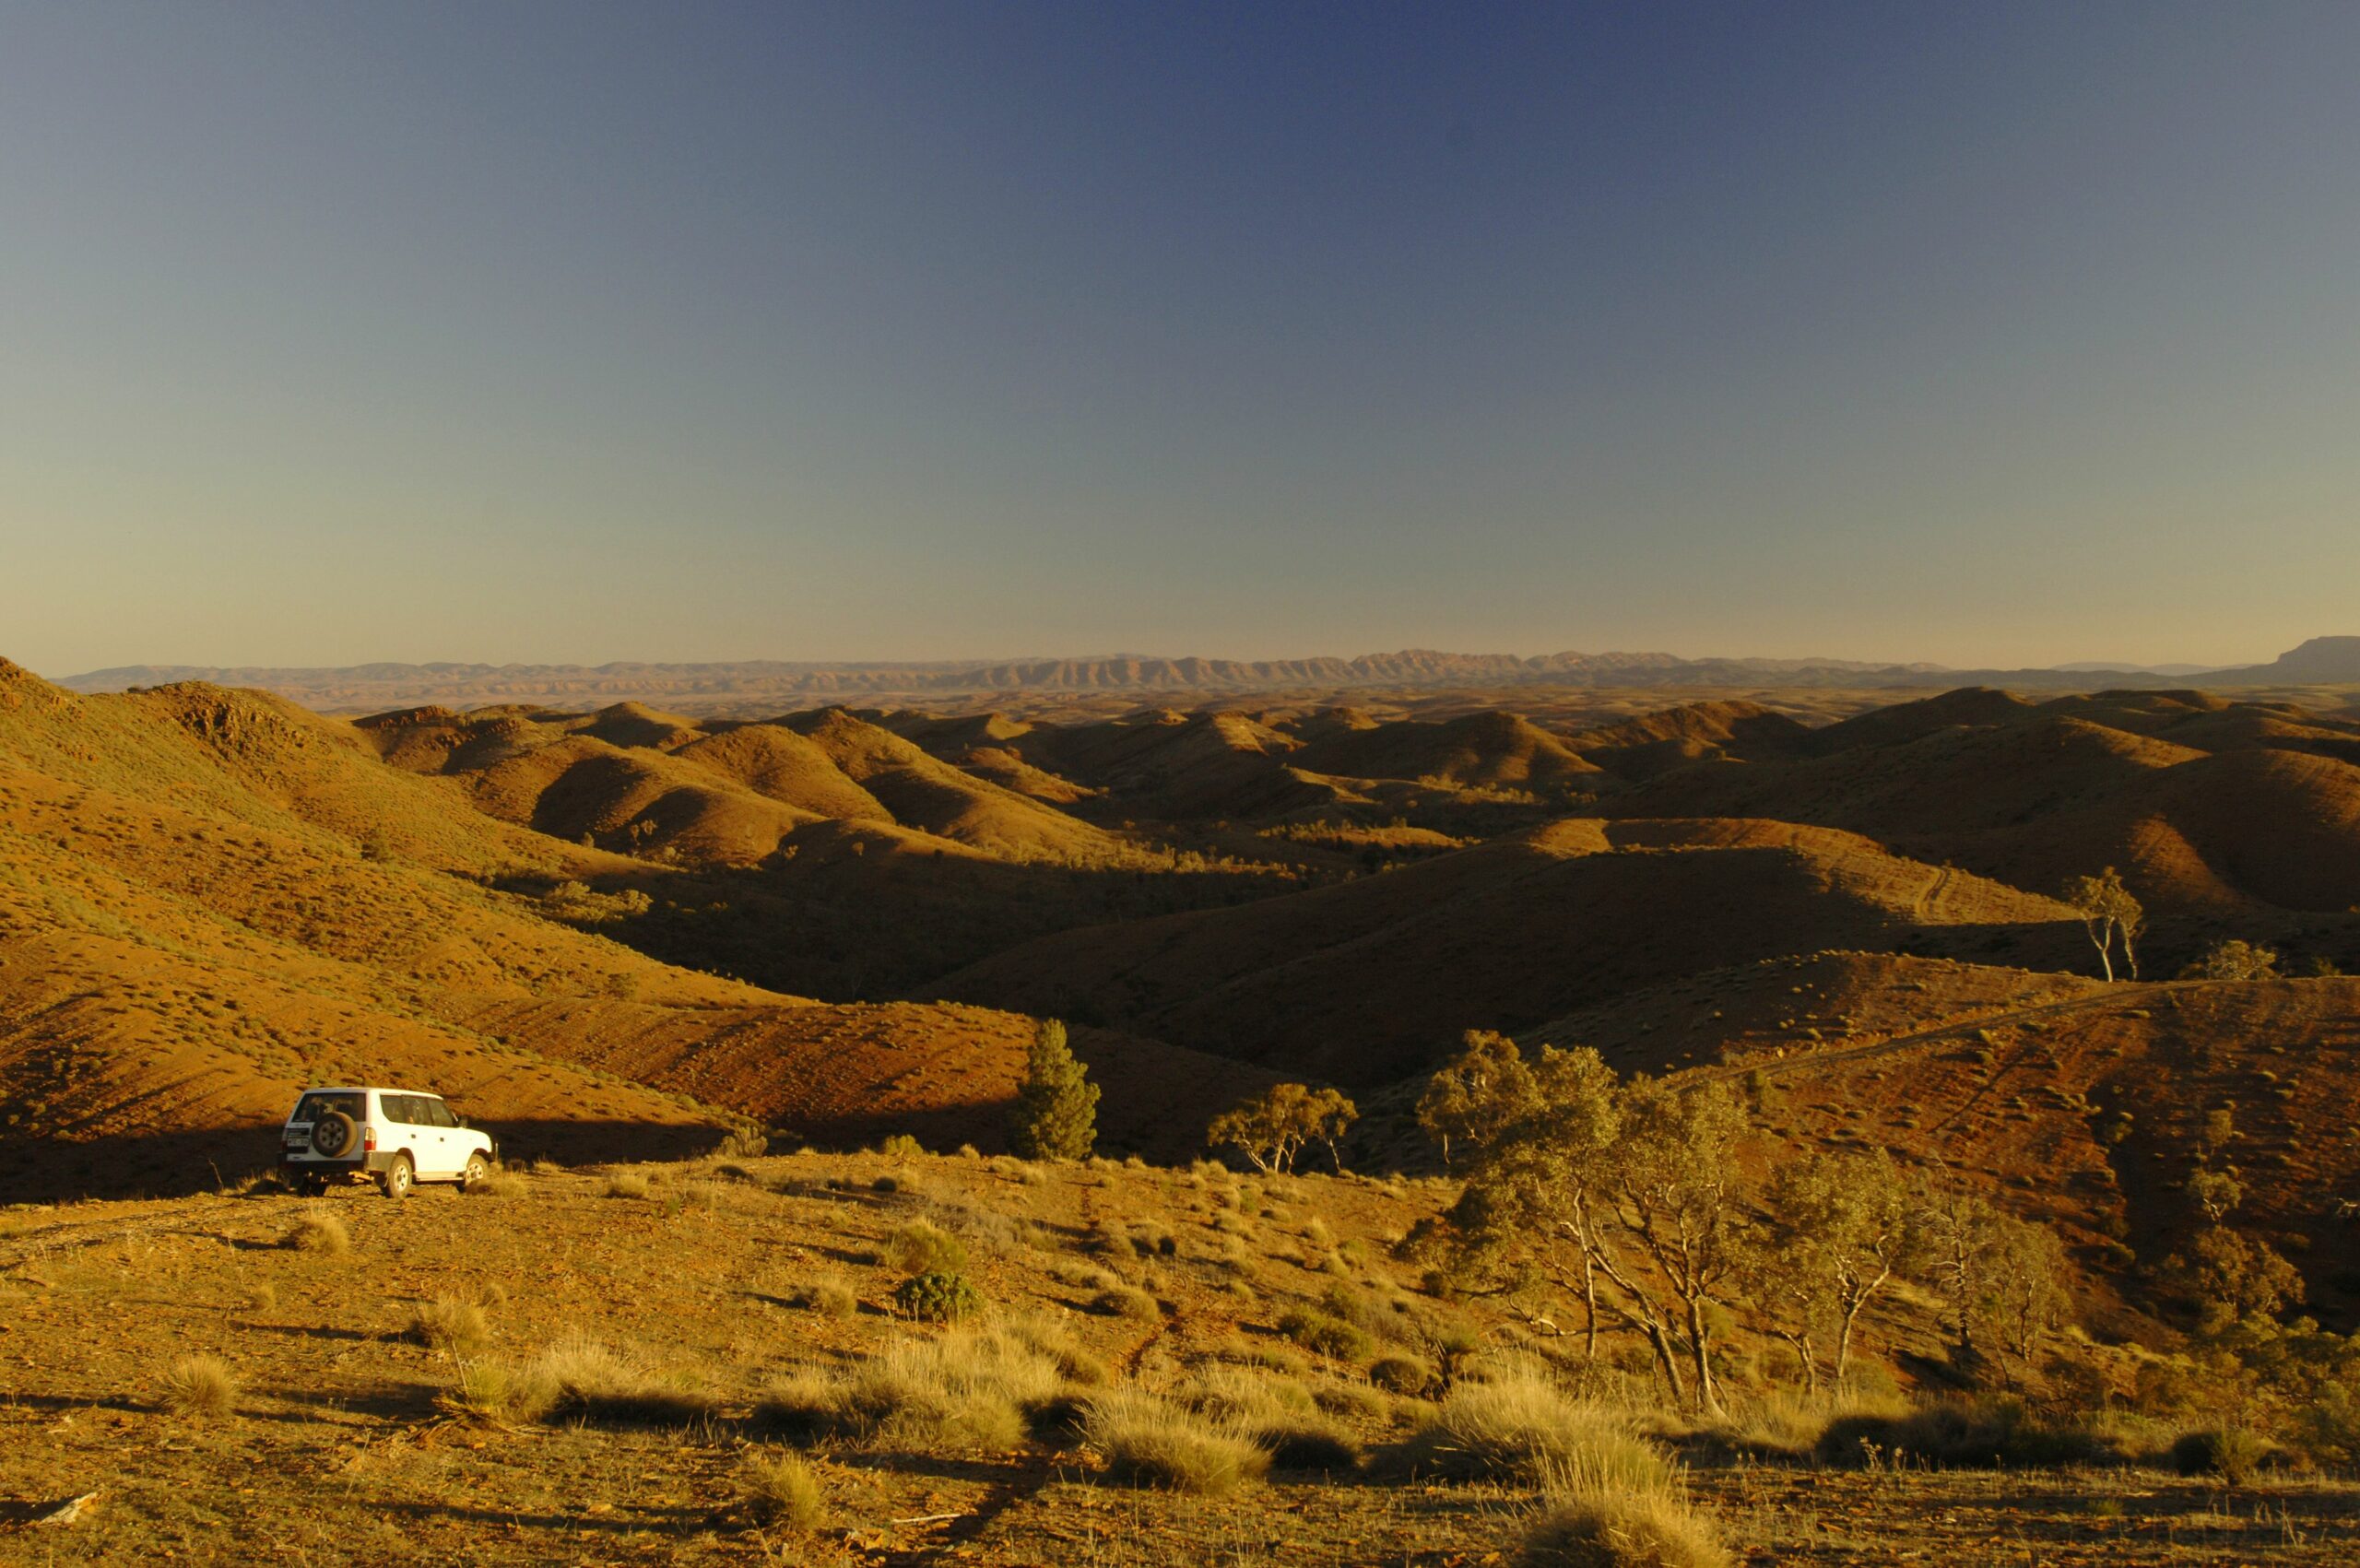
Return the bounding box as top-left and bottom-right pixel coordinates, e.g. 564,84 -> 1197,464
0,660 -> 1268,1200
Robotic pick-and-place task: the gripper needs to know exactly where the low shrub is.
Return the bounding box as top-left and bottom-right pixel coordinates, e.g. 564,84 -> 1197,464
603,1171 -> 653,1200
878,1133 -> 926,1161
1089,1285 -> 1161,1320
1314,1380 -> 1392,1422
1278,1307 -> 1374,1362
792,1277 -> 858,1318
464,1170 -> 530,1198
886,1220 -> 971,1277
2169,1426 -> 2270,1484
892,1270 -> 983,1323
446,1358 -> 556,1423
715,1126 -> 770,1160
1370,1352 -> 1437,1396
1818,1396 -> 2121,1469
751,1326 -> 1068,1451
159,1355 -> 238,1419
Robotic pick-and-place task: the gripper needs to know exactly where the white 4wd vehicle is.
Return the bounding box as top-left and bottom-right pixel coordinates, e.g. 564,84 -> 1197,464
280,1087 -> 498,1198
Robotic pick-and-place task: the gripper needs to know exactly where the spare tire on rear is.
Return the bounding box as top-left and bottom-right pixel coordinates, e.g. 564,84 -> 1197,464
312,1111 -> 359,1159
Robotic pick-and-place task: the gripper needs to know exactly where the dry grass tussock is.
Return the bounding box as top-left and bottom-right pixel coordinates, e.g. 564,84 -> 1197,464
464,1169 -> 531,1198
736,1448 -> 825,1529
408,1293 -> 493,1355
1516,1439 -> 1729,1568
1086,1389 -> 1273,1496
453,1334 -> 713,1429
603,1170 -> 653,1200
1089,1283 -> 1161,1319
1518,1483 -> 1729,1568
1382,1369 -> 1668,1485
753,1321 -> 1083,1450
786,1274 -> 858,1317
284,1208 -> 350,1255
1178,1362 -> 1361,1472
159,1355 -> 238,1419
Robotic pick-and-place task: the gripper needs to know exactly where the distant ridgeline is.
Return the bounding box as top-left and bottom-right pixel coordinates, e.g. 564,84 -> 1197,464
53,637 -> 2360,713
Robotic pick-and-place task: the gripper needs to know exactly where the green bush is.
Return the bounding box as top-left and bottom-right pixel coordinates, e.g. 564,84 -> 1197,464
2169,1426 -> 2270,1484
893,1270 -> 983,1324
886,1220 -> 970,1277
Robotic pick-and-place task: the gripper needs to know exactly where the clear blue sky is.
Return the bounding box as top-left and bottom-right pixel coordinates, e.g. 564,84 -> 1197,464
4,2 -> 2355,675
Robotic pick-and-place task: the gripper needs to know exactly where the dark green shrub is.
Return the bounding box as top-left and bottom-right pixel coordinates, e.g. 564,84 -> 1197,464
1819,1397 -> 2119,1469
2170,1427 -> 2269,1484
892,1270 -> 982,1323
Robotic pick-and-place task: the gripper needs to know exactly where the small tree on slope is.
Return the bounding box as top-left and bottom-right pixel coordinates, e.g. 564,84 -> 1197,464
1008,1019 -> 1099,1161
2064,867 -> 2143,982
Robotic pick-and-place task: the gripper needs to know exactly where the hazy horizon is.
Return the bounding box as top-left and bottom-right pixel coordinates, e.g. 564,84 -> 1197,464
6,3 -> 2358,676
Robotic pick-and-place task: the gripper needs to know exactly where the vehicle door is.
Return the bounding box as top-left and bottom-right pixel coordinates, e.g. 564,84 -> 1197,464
424,1097 -> 460,1176
391,1094 -> 442,1178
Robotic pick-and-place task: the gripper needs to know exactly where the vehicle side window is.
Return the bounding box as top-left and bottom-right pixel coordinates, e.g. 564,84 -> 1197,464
383,1095 -> 414,1126
423,1098 -> 454,1127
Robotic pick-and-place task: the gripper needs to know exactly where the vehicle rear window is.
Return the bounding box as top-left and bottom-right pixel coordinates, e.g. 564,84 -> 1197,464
293,1091 -> 362,1123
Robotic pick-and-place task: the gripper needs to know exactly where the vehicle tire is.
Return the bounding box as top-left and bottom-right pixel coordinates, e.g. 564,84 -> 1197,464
312,1112 -> 359,1159
381,1154 -> 414,1200
459,1152 -> 489,1190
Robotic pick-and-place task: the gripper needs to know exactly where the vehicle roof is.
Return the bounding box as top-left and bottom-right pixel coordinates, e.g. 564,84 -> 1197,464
294,1086 -> 443,1097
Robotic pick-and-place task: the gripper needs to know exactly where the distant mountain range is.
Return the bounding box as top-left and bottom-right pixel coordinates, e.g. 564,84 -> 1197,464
54,636 -> 2360,713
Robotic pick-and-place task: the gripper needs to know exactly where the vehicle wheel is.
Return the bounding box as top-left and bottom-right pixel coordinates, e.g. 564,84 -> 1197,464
381,1154 -> 414,1200
311,1111 -> 359,1159
459,1152 -> 489,1190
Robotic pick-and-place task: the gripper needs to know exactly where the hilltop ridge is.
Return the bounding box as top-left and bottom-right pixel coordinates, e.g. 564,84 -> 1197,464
53,636 -> 2360,714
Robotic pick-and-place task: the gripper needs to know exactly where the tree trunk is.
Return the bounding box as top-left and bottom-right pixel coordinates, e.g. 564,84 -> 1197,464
1683,1298 -> 1721,1415
1642,1321 -> 1686,1408
2087,922 -> 2115,983
1581,1254 -> 1599,1362
1835,1303 -> 1862,1388
1776,1329 -> 1818,1396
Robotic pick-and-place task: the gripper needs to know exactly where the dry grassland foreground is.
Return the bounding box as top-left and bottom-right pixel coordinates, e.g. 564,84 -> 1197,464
1,1149 -> 2355,1567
